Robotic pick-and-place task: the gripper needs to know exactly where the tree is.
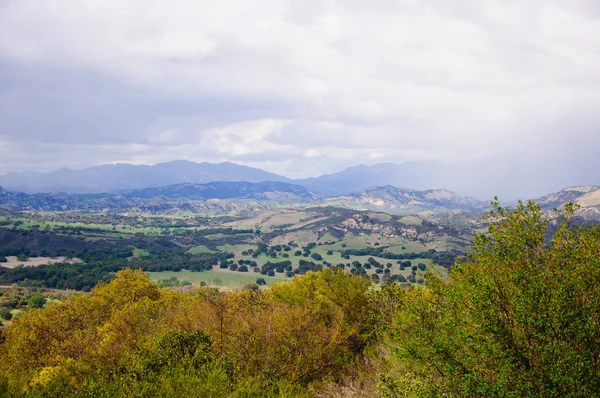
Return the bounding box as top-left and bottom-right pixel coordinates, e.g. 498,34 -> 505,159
256,278 -> 267,286
0,307 -> 12,320
27,294 -> 46,309
387,201 -> 600,397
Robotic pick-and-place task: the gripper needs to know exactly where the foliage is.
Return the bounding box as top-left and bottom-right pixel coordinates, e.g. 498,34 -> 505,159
384,201 -> 600,397
341,247 -> 458,268
157,276 -> 192,287
0,307 -> 11,321
27,294 -> 46,308
0,268 -> 378,396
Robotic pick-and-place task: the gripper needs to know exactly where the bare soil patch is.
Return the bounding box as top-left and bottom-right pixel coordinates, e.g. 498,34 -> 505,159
1,256 -> 81,269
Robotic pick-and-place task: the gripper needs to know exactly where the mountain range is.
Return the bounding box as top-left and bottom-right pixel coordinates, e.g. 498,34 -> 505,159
1,180 -> 597,218
0,182 -> 487,214
0,160 -> 473,197
0,161 -> 291,194
324,185 -> 487,214
1,159 -> 599,203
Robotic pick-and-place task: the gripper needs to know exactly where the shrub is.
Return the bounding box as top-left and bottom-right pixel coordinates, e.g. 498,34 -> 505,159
256,278 -> 267,285
27,294 -> 46,309
0,307 -> 11,321
387,201 -> 600,396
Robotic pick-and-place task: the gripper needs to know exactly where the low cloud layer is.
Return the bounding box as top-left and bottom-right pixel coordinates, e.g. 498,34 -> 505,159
0,0 -> 599,194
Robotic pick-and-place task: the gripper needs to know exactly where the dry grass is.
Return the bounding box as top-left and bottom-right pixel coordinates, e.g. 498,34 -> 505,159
1,256 -> 81,269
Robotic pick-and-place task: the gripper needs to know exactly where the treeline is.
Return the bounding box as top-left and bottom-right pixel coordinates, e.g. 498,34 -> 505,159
0,228 -> 178,259
0,252 -> 234,290
0,261 -> 120,291
0,228 -> 237,289
341,247 -> 459,267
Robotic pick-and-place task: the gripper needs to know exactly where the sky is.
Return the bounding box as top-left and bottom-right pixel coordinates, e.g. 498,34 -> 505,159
0,0 -> 599,181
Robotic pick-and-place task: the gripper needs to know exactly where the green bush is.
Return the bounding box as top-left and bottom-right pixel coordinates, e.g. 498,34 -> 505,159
387,201 -> 600,397
27,294 -> 46,309
0,308 -> 11,321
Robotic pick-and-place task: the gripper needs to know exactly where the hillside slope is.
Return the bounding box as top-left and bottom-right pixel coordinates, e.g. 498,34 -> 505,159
0,182 -> 316,213
324,185 -> 486,214
534,185 -> 600,221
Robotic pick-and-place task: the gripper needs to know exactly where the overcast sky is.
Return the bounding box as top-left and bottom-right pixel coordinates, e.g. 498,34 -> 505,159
0,0 -> 599,179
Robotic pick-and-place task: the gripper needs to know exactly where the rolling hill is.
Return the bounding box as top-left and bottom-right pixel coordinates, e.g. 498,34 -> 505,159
324,185 -> 486,214
534,185 -> 600,221
0,183 -> 489,214
535,185 -> 600,209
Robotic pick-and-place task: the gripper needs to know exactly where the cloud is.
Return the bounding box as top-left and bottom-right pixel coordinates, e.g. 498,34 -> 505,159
0,0 -> 598,192
200,119 -> 294,157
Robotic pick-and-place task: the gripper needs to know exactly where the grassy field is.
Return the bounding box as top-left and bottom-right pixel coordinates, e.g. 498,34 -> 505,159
186,245 -> 217,255
131,248 -> 150,258
146,268 -> 289,289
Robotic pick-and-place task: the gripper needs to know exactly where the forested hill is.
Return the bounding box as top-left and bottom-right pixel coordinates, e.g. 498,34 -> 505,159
0,183 -> 487,214
121,181 -> 319,201
2,184 -> 600,218
0,182 -> 318,212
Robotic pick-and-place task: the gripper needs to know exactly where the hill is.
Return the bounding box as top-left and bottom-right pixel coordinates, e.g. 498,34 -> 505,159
0,181 -> 317,213
295,161 -> 443,196
0,183 -> 489,215
121,181 -> 319,201
535,185 -> 600,209
534,185 -> 600,221
323,185 -> 486,214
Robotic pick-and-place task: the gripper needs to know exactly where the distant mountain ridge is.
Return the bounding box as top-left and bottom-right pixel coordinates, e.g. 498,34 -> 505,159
533,185 -> 600,222
0,181 -> 316,212
2,158 -> 600,200
295,161 -> 443,196
0,160 -> 291,194
0,160 -> 451,196
0,182 -> 487,215
1,183 -> 598,218
324,185 -> 487,213
535,185 -> 600,210
120,181 -> 319,201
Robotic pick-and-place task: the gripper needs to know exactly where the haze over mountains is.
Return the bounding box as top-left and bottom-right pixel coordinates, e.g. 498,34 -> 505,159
1,176 -> 598,219
0,181 -> 486,214
2,159 -> 599,201
0,161 -> 290,194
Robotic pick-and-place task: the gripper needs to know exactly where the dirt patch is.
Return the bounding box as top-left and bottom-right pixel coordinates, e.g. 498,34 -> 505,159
1,256 -> 81,269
